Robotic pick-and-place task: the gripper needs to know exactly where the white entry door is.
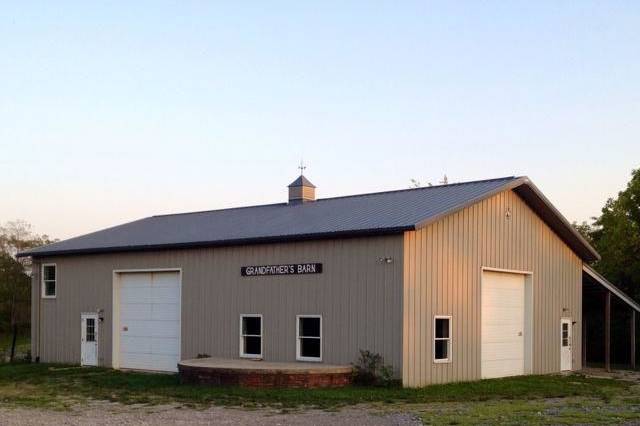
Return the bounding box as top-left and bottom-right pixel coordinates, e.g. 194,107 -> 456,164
81,313 -> 98,366
119,272 -> 181,372
561,318 -> 572,371
481,271 -> 526,379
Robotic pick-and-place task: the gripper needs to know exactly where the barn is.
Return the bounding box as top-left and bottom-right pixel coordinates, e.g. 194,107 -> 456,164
19,175 -> 606,387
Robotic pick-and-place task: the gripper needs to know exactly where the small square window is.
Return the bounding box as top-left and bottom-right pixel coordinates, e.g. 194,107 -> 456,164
297,316 -> 322,361
435,318 -> 450,339
42,264 -> 56,298
434,316 -> 451,363
240,315 -> 262,359
242,316 -> 261,336
45,281 -> 56,296
435,339 -> 448,360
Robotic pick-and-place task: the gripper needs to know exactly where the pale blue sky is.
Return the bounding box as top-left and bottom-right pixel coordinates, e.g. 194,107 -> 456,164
1,1 -> 638,239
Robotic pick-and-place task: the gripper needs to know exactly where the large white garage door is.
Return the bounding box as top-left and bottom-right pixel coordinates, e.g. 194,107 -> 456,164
481,271 -> 525,379
119,272 -> 181,372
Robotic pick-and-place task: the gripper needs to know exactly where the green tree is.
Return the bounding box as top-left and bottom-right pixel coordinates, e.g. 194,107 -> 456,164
0,220 -> 56,360
584,169 -> 640,300
0,253 -> 30,330
572,220 -> 595,246
0,220 -> 54,262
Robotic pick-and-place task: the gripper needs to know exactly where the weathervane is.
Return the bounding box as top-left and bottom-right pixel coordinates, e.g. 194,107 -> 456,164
298,159 -> 306,175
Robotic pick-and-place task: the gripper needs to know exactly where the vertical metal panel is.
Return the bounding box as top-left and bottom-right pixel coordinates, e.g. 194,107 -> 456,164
403,189 -> 582,387
31,235 -> 404,374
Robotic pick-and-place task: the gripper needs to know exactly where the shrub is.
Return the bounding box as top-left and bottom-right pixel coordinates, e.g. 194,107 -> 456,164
352,349 -> 395,387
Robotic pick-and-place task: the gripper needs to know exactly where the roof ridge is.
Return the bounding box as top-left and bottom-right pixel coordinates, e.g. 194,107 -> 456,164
151,176 -> 518,218
313,176 -> 518,203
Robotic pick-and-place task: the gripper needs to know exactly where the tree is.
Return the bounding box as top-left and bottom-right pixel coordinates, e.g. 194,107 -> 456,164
409,179 -> 433,188
0,220 -> 56,360
572,220 -> 595,246
0,220 -> 54,263
579,169 -> 640,300
0,253 -> 31,360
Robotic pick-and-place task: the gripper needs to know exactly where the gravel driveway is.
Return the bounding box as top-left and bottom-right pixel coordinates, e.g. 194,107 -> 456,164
0,402 -> 422,426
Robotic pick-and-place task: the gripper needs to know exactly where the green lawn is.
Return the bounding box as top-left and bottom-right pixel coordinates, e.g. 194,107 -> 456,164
0,334 -> 30,363
1,363 -> 640,423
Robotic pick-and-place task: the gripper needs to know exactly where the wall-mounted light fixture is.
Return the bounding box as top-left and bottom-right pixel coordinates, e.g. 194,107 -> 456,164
505,207 -> 512,219
378,257 -> 394,264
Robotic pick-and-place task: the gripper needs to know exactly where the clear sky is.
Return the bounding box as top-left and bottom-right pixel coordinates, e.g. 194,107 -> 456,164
1,1 -> 638,240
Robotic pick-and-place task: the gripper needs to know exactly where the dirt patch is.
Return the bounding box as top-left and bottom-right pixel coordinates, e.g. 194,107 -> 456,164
0,401 -> 422,426
581,368 -> 640,382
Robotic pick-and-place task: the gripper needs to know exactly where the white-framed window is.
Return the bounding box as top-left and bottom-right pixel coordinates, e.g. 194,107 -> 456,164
41,263 -> 57,299
239,314 -> 263,359
433,315 -> 451,363
562,321 -> 570,347
296,315 -> 322,362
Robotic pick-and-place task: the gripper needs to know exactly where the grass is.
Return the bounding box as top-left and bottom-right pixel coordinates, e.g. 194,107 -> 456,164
0,363 -> 635,414
414,396 -> 640,425
0,334 -> 30,363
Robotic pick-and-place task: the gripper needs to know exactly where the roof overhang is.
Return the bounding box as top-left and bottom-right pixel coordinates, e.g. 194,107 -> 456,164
512,179 -> 600,262
17,226 -> 412,258
583,264 -> 640,312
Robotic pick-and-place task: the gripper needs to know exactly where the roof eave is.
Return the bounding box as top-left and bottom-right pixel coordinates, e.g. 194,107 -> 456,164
17,226 -> 413,258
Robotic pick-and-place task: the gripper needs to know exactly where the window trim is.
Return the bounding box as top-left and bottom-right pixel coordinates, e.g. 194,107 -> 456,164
296,315 -> 322,362
41,263 -> 57,299
239,314 -> 263,359
433,315 -> 452,364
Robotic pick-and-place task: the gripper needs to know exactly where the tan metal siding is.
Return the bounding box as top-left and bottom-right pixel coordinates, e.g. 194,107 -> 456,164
31,235 -> 403,373
403,189 -> 582,387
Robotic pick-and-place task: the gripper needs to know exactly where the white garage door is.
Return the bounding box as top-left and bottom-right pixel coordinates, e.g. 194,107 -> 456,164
481,271 -> 525,379
119,272 -> 181,372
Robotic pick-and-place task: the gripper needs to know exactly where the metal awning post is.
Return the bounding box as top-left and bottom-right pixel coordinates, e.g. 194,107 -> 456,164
605,291 -> 611,372
582,318 -> 587,368
632,310 -> 636,370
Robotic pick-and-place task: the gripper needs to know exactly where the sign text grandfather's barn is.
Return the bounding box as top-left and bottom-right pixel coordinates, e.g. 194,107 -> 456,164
241,263 -> 323,277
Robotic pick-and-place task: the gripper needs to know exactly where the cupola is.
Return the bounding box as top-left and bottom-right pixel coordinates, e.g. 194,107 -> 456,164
288,175 -> 316,203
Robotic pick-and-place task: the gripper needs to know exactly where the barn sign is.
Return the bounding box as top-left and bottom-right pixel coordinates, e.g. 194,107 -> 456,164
241,263 -> 323,277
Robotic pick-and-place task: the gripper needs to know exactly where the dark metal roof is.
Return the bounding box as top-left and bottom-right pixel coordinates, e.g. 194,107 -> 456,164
18,176 -> 599,262
288,175 -> 316,188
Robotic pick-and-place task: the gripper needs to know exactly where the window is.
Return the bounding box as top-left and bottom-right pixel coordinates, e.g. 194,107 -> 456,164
42,264 -> 57,298
240,315 -> 262,358
297,315 -> 322,361
86,318 -> 96,342
562,322 -> 569,347
434,316 -> 451,363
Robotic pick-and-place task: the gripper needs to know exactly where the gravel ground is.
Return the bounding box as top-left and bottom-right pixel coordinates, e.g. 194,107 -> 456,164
0,402 -> 422,426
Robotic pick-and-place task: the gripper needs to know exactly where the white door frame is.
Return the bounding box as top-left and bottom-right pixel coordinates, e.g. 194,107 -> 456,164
81,312 -> 99,366
112,268 -> 182,370
561,317 -> 572,371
